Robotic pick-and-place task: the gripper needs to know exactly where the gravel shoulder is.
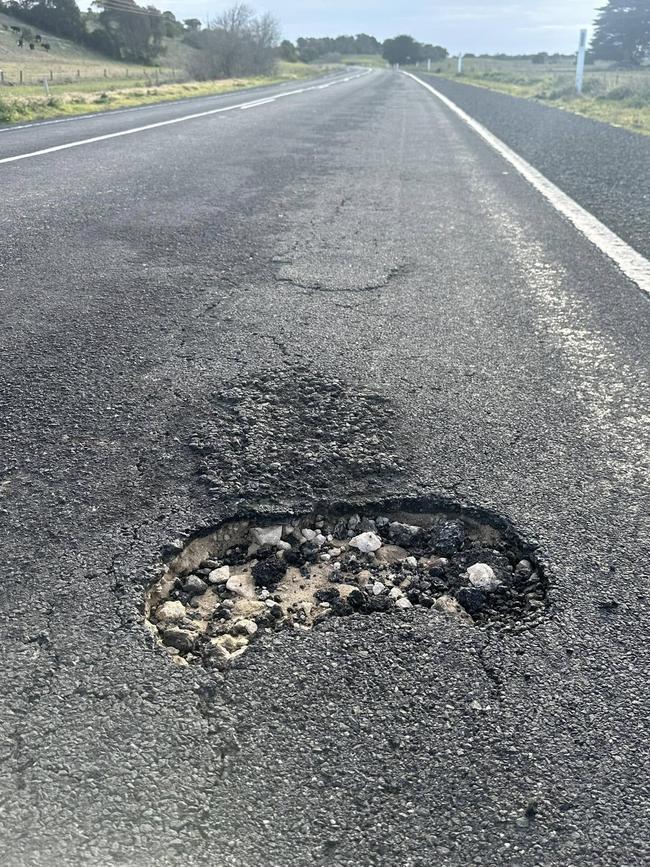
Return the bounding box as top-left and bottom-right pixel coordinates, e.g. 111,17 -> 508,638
414,72 -> 650,260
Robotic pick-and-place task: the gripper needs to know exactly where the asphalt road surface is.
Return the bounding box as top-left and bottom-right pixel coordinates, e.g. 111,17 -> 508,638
1,69 -> 649,866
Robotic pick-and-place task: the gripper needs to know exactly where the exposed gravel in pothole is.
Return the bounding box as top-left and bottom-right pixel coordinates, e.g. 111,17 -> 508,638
144,505 -> 549,670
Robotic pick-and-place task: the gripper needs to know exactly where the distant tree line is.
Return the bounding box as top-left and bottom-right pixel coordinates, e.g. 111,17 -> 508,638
278,33 -> 448,65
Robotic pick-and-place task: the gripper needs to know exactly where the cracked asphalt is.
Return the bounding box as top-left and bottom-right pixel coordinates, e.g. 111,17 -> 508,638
1,69 -> 649,866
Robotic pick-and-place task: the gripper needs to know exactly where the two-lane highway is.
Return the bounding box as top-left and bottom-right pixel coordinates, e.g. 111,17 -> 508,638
1,69 -> 648,866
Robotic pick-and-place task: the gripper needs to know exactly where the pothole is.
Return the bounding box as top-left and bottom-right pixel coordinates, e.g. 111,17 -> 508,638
144,502 -> 550,669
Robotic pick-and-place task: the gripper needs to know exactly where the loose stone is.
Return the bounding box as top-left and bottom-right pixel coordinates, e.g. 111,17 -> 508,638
466,563 -> 500,592
183,575 -> 207,596
349,531 -> 383,553
156,601 -> 186,623
207,565 -> 230,585
226,573 -> 256,599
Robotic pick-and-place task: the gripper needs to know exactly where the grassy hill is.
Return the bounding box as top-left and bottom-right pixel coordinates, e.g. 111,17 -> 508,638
0,10 -> 142,84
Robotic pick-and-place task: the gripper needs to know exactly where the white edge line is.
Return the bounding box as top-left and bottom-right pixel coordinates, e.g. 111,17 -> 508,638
0,69 -> 373,162
0,73 -> 359,135
403,71 -> 650,297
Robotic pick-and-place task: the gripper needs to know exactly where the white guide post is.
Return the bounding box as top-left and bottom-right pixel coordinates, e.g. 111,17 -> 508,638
576,29 -> 587,94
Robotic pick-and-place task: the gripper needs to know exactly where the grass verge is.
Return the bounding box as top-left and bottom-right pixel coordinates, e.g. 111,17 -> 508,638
418,63 -> 650,136
0,62 -> 325,125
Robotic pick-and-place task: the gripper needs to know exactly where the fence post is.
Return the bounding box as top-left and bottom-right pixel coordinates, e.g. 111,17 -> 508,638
19,69 -> 23,84
575,28 -> 587,94
43,77 -> 49,96
0,70 -> 3,83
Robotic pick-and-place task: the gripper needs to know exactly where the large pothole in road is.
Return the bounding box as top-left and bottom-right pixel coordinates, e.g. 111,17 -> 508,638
144,503 -> 549,669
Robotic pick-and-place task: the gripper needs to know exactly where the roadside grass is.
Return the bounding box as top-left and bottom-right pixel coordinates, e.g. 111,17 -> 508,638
0,61 -> 324,124
340,54 -> 386,68
418,58 -> 650,135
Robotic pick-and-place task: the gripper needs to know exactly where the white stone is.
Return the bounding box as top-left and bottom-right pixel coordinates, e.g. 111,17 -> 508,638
314,533 -> 327,547
349,531 -> 383,553
207,565 -> 230,585
156,601 -> 186,623
372,582 -> 386,596
301,528 -> 317,541
251,525 -> 283,546
395,597 -> 412,609
329,547 -> 342,557
276,540 -> 292,551
320,553 -> 331,562
466,563 -> 500,591
226,573 -> 256,599
404,556 -> 418,570
238,618 -> 258,636
389,586 -> 403,599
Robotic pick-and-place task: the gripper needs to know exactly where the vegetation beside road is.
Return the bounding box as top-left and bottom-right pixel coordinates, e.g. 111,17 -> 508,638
0,61 -> 323,124
422,59 -> 650,136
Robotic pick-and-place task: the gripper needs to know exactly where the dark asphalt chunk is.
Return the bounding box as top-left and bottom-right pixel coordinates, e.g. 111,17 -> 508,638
0,71 -> 649,866
415,73 -> 650,260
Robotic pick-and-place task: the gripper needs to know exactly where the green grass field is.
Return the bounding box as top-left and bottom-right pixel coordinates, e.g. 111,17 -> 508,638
419,57 -> 650,135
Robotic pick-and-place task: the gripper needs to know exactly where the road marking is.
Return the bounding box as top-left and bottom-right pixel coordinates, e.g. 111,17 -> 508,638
404,71 -> 650,297
0,69 -> 372,165
0,73 -> 357,135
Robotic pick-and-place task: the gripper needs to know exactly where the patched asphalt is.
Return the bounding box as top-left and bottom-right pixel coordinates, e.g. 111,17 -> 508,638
0,69 -> 649,866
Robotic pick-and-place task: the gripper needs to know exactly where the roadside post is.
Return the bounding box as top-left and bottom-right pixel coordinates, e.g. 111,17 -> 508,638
576,28 -> 587,94
457,53 -> 464,74
427,58 -> 431,72
42,78 -> 49,96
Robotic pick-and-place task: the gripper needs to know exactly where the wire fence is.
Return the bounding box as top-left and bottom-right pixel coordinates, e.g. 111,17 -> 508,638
0,64 -> 187,88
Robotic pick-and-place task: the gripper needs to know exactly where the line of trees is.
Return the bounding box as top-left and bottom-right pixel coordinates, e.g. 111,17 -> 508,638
288,33 -> 382,62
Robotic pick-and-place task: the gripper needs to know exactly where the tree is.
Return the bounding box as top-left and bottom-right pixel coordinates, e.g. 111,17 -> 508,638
92,0 -> 164,64
162,11 -> 183,38
278,38 -> 297,62
183,18 -> 202,31
591,0 -> 650,65
420,43 -> 448,61
382,34 -> 421,65
7,0 -> 84,41
185,4 -> 279,80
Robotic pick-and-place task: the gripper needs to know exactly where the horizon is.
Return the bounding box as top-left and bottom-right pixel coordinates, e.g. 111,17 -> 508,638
151,1 -> 603,55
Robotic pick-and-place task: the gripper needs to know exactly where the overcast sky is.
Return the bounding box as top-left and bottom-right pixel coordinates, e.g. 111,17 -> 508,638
159,1 -> 602,54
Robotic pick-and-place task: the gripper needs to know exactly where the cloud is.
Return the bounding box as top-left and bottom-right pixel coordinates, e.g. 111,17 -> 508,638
160,0 -> 602,53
